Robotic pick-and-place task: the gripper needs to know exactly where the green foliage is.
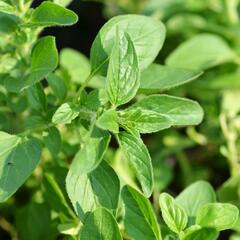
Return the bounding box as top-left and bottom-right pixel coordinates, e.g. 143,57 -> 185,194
0,132 -> 41,202
140,64 -> 203,92
176,181 -> 216,219
166,34 -> 236,70
196,203 -> 239,231
129,95 -> 203,126
28,2 -> 78,27
106,30 -> 139,106
1,1 -> 240,239
182,228 -> 218,240
117,131 -> 153,197
159,192 -> 188,233
52,103 -> 80,124
122,185 -> 161,240
90,14 -> 166,74
79,208 -> 122,240
159,184 -> 239,239
66,160 -> 119,221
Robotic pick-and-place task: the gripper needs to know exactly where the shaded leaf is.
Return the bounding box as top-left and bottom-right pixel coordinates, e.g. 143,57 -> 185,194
117,131 -> 153,197
68,127 -> 110,174
182,227 -> 218,240
46,73 -> 67,100
66,161 -> 120,221
0,132 -> 42,202
176,181 -> 216,219
42,173 -> 74,218
122,185 -> 161,240
166,34 -> 235,70
16,202 -> 54,240
43,127 -> 61,156
80,208 -> 122,240
140,64 -> 202,92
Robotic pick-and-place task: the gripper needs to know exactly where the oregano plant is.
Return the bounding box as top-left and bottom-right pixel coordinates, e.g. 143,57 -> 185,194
0,1 -> 239,239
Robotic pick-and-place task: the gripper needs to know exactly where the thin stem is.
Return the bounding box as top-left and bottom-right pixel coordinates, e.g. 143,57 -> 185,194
0,217 -> 17,240
74,57 -> 110,102
225,0 -> 239,25
74,72 -> 95,102
153,189 -> 161,221
176,151 -> 192,187
220,113 -> 240,176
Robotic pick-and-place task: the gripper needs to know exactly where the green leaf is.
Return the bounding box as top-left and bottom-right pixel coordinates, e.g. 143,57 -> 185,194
80,208 -> 122,240
46,73 -> 67,100
43,127 -> 61,156
182,228 -> 218,240
118,108 -> 172,134
207,72 -> 240,90
130,95 -> 204,126
117,131 -> 153,197
218,176 -> 240,203
0,16 -> 18,34
196,203 -> 239,231
30,36 -> 58,83
176,181 -> 216,220
58,222 -> 80,235
82,89 -> 108,111
27,84 -> 46,112
90,14 -> 166,74
96,109 -> 119,133
166,34 -> 236,70
66,160 -> 120,221
122,185 -> 161,240
106,30 -> 140,106
42,173 -> 74,218
60,48 -> 90,84
16,202 -> 53,240
52,103 -> 79,124
159,193 -> 188,233
0,132 -> 42,202
68,127 -> 110,174
24,115 -> 45,129
53,0 -> 73,7
5,36 -> 58,92
0,2 -> 15,14
140,64 -> 202,92
28,2 -> 78,27
60,48 -> 104,88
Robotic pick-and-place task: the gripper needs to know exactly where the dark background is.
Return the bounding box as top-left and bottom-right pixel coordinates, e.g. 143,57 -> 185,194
33,0 -> 106,56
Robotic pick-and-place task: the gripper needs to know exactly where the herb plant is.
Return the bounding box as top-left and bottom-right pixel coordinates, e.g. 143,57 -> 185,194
0,1 -> 240,240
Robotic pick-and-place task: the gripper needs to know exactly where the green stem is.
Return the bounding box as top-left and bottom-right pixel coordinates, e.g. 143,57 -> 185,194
176,151 -> 192,187
220,113 -> 240,176
225,0 -> 239,25
0,217 -> 17,240
74,72 -> 95,102
74,57 -> 110,102
153,189 -> 161,220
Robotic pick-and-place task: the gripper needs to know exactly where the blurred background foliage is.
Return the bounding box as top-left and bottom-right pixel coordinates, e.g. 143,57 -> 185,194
1,0 -> 240,239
